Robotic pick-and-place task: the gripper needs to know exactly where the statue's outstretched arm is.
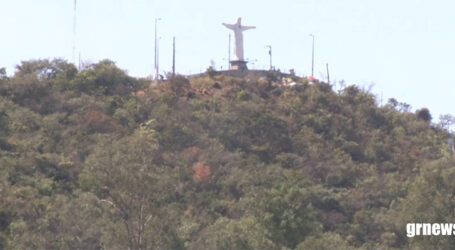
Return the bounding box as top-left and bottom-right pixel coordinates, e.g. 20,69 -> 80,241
241,25 -> 256,31
222,23 -> 236,30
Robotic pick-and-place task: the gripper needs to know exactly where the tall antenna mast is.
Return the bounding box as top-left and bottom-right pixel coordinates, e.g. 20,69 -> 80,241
154,18 -> 161,80
72,0 -> 77,66
172,36 -> 175,76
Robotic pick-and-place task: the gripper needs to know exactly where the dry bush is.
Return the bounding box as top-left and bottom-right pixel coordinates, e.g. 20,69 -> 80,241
79,109 -> 122,133
192,162 -> 211,182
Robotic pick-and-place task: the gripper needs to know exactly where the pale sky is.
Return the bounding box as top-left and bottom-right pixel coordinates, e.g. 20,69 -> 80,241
1,0 -> 455,122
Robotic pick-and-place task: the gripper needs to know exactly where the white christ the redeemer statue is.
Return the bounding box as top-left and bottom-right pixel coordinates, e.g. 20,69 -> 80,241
222,17 -> 255,62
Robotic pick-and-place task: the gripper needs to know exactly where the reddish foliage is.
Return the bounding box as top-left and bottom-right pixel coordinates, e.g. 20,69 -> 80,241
192,162 -> 211,182
183,146 -> 201,155
134,90 -> 146,98
184,208 -> 192,216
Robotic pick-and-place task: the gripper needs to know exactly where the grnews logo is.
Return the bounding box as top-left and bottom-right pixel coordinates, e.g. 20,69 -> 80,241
407,223 -> 455,237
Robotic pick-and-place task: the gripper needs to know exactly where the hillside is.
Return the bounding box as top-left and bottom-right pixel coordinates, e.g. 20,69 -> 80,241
0,59 -> 454,249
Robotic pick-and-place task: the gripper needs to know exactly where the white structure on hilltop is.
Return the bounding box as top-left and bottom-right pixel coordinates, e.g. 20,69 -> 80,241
222,17 -> 255,70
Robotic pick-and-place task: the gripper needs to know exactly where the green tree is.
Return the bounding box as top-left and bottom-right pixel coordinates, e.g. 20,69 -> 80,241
80,125 -> 181,249
195,217 -> 273,249
297,232 -> 350,250
15,59 -> 77,80
416,108 -> 432,122
72,59 -> 137,95
249,182 -> 321,249
399,158 -> 455,249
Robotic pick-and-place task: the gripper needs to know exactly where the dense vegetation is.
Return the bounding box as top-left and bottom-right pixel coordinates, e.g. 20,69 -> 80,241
0,59 -> 454,249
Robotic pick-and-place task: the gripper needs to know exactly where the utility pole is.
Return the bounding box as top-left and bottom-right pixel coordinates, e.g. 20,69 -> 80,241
326,63 -> 330,84
266,45 -> 272,70
172,36 -> 175,76
154,18 -> 161,80
309,34 -> 314,77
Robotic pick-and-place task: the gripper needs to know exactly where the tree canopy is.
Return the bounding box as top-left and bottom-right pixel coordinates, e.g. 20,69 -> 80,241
0,59 -> 453,249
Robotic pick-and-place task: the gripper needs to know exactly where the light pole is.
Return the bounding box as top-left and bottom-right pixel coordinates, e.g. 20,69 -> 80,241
72,0 -> 77,67
157,37 -> 161,79
228,34 -> 231,69
309,34 -> 314,77
154,18 -> 161,80
266,45 -> 272,70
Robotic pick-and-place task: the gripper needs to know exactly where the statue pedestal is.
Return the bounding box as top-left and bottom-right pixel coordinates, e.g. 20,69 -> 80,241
230,60 -> 248,71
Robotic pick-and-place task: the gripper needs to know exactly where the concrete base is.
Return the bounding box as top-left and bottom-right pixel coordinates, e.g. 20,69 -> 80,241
230,60 -> 248,71
187,69 -> 294,79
